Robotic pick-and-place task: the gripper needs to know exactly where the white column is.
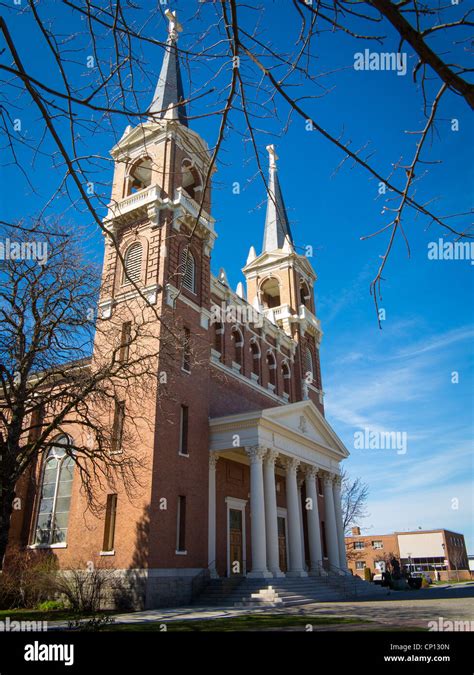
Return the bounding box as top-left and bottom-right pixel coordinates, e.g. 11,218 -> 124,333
305,466 -> 323,575
263,449 -> 284,577
246,446 -> 271,578
297,476 -> 306,570
323,472 -> 340,569
208,454 -> 219,578
285,457 -> 307,577
333,475 -> 348,570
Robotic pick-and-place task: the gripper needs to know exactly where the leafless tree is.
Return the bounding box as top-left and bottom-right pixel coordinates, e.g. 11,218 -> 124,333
0,0 -> 471,327
340,468 -> 370,535
0,219 -> 199,569
449,545 -> 467,581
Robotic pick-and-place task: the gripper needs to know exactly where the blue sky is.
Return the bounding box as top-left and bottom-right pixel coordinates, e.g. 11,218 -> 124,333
1,2 -> 473,549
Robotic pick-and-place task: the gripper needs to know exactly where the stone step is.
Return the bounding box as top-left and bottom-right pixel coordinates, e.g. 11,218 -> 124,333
194,574 -> 389,607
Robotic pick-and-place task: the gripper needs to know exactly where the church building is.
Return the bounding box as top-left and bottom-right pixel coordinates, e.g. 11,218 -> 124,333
9,12 -> 350,609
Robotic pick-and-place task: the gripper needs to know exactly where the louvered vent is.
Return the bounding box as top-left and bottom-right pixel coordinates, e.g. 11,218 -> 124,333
180,247 -> 195,293
122,243 -> 142,285
304,347 -> 314,379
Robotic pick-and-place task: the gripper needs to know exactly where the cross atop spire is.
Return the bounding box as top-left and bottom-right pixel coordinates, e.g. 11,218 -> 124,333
267,144 -> 278,170
165,8 -> 182,41
149,10 -> 188,126
262,145 -> 294,253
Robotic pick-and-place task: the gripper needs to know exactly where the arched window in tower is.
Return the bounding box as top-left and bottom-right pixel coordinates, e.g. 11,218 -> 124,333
249,338 -> 261,383
231,325 -> 244,369
300,281 -> 311,308
122,242 -> 143,286
282,360 -> 291,397
304,346 -> 314,384
34,435 -> 75,545
266,350 -> 277,390
260,277 -> 281,309
179,247 -> 196,293
182,160 -> 202,201
126,157 -> 152,195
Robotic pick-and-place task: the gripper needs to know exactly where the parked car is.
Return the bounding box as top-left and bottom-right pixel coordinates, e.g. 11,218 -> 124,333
410,571 -> 433,584
404,565 -> 433,584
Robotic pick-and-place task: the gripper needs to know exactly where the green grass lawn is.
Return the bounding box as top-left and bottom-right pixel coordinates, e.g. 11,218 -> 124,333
101,614 -> 371,632
431,579 -> 473,586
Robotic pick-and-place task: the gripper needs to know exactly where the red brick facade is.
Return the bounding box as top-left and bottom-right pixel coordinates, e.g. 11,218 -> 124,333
7,76 -> 338,610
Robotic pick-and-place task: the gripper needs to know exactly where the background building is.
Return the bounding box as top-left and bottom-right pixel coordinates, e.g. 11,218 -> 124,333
346,527 -> 471,581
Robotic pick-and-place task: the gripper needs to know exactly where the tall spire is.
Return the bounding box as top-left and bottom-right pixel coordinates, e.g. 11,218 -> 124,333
149,10 -> 188,126
262,145 -> 294,253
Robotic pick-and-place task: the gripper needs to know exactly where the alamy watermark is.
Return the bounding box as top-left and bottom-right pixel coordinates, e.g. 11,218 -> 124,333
354,49 -> 407,77
0,238 -> 48,265
428,617 -> 474,631
354,427 -> 408,455
0,616 -> 48,631
427,238 -> 474,264
210,301 -> 263,328
24,641 -> 74,667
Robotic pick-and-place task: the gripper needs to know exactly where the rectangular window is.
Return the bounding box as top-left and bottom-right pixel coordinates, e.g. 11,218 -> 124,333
372,540 -> 383,549
119,321 -> 132,363
353,541 -> 365,550
355,561 -> 365,570
111,400 -> 125,453
28,403 -> 45,443
176,495 -> 186,552
182,327 -> 191,372
179,405 -> 189,455
102,494 -> 118,552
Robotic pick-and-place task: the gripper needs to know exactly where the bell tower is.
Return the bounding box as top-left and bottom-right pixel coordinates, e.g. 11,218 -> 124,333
93,10 -> 217,578
243,145 -> 324,411
98,9 -> 217,319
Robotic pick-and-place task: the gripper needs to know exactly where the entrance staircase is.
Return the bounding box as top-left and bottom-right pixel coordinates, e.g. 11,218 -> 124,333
194,572 -> 390,608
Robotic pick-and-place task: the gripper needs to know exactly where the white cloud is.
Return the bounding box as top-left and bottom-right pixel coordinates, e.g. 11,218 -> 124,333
324,323 -> 474,551
357,480 -> 474,551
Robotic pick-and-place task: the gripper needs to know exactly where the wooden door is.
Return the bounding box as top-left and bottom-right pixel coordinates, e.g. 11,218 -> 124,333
278,516 -> 288,572
229,508 -> 243,576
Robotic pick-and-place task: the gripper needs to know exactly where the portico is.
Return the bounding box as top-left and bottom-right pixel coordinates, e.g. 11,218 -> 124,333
208,400 -> 349,579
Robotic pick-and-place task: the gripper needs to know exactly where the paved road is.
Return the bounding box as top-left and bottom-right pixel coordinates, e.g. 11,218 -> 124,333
283,595 -> 474,631
50,582 -> 474,631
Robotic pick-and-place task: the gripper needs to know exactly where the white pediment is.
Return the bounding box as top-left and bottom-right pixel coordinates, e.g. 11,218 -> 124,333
209,399 -> 349,465
265,409 -> 326,444
261,400 -> 349,458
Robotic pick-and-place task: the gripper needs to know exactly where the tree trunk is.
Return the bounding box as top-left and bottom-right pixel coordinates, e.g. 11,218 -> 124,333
0,487 -> 15,571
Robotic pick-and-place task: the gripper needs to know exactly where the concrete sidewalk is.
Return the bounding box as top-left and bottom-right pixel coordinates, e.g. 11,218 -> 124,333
49,583 -> 474,631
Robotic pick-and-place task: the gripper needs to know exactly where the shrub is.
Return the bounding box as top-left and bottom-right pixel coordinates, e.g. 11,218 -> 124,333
0,547 -> 58,609
68,615 -> 115,631
36,599 -> 67,612
364,567 -> 372,582
52,560 -> 113,614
